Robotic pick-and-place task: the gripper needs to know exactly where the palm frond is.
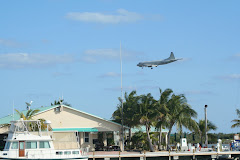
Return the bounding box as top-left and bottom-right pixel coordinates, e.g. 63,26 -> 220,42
231,109 -> 240,128
15,109 -> 26,119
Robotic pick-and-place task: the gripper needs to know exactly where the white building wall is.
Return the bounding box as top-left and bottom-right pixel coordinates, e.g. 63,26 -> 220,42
33,106 -> 122,132
32,106 -> 123,151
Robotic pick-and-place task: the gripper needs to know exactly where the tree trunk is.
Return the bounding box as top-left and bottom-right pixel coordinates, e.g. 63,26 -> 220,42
167,125 -> 173,150
146,125 -> 155,152
200,132 -> 203,145
129,128 -> 132,150
158,125 -> 162,150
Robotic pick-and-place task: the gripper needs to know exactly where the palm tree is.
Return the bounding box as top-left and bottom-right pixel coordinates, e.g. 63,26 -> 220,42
51,99 -> 72,107
15,109 -> 48,131
198,119 -> 217,144
231,109 -> 240,128
166,94 -> 198,149
15,109 -> 40,120
138,93 -> 157,152
123,91 -> 140,148
155,88 -> 173,150
112,90 -> 140,148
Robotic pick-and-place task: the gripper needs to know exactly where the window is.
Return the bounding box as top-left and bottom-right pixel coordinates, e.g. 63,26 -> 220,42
56,151 -> 63,155
84,132 -> 89,143
19,142 -> 24,150
64,151 -> 71,155
4,142 -> 10,150
26,142 -> 37,149
39,141 -> 50,148
11,142 -> 18,149
72,151 -> 79,154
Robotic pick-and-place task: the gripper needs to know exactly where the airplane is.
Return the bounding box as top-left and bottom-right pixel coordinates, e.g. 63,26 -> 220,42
137,52 -> 182,69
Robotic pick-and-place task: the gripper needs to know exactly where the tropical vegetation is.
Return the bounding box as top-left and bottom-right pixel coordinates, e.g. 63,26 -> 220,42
15,109 -> 40,120
15,109 -> 48,131
112,88 -> 201,151
231,109 -> 240,128
50,99 -> 72,107
197,119 -> 217,145
155,88 -> 172,150
165,93 -> 198,149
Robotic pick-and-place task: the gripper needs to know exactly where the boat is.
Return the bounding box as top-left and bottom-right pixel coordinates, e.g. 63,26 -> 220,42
0,118 -> 88,160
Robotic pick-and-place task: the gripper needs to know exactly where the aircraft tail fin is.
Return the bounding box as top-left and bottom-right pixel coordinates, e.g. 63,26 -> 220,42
167,52 -> 175,60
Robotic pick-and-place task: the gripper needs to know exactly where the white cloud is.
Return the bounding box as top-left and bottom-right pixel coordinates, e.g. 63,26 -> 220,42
233,54 -> 240,59
82,48 -> 142,63
52,72 -> 72,77
228,53 -> 240,61
105,86 -> 138,92
98,71 -> 145,79
183,90 -> 213,95
0,38 -> 22,47
0,53 -> 75,69
98,72 -> 120,78
233,53 -> 240,57
220,74 -> 240,80
81,56 -> 97,63
85,49 -> 119,58
65,9 -> 144,24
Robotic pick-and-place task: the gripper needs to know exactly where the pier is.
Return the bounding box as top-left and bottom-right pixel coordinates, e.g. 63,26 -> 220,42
88,151 -> 240,160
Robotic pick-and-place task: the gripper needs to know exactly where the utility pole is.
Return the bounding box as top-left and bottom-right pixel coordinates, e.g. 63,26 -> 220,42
205,105 -> 208,146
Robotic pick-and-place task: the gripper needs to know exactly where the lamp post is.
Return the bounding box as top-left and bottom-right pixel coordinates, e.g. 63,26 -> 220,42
204,105 -> 208,146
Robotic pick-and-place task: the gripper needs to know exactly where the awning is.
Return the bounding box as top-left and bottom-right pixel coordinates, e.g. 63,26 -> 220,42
52,128 -> 98,132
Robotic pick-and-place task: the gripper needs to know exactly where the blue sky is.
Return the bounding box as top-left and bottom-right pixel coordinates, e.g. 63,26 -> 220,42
0,0 -> 240,133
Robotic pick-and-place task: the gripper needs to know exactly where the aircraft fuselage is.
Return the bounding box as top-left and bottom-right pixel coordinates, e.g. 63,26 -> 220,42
137,52 -> 181,69
137,59 -> 177,67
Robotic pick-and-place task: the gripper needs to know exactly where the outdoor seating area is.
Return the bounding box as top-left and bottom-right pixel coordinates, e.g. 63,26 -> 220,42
95,143 -> 120,151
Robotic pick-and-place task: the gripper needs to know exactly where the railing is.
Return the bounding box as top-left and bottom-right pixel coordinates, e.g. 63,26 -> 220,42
1,149 -> 87,159
27,150 -> 86,159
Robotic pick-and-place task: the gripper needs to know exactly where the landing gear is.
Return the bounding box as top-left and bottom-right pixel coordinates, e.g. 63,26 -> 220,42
151,67 -> 153,69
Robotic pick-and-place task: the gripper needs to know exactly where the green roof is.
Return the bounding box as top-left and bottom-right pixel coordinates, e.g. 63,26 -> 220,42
0,105 -> 55,125
0,105 -> 123,128
52,128 -> 98,132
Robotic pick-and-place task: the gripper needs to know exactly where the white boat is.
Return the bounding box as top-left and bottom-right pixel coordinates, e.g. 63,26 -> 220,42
0,118 -> 88,160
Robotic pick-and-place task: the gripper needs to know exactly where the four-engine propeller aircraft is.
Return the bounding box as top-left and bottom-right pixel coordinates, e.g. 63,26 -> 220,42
137,52 -> 182,69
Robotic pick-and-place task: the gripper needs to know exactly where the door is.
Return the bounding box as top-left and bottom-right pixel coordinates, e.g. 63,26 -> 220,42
19,141 -> 25,157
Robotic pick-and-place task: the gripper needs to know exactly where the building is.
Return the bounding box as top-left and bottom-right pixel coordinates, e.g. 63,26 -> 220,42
0,105 -> 127,151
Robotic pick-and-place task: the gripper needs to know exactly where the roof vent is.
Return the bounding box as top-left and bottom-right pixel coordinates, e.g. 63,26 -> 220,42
55,106 -> 62,112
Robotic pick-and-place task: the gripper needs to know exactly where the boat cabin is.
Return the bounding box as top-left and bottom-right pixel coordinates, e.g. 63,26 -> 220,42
0,119 -> 86,159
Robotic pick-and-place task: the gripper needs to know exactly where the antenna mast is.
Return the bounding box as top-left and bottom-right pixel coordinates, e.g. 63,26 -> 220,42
120,42 -> 124,152
13,100 -> 14,121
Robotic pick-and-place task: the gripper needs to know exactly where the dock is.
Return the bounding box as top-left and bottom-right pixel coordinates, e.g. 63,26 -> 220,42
87,151 -> 240,160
